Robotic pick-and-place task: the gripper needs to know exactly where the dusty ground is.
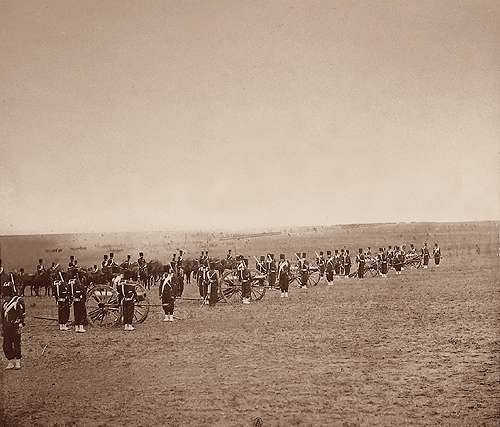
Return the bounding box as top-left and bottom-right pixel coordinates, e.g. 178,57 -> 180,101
1,252 -> 499,426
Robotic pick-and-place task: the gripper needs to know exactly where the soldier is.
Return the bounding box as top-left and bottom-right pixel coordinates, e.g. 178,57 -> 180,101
298,252 -> 309,289
421,243 -> 430,269
433,243 -> 441,266
241,259 -> 252,304
378,248 -> 388,277
137,252 -> 147,282
68,255 -> 76,269
339,249 -> 346,276
35,258 -> 45,297
333,250 -> 341,277
207,262 -> 219,307
393,246 -> 403,275
118,276 -> 137,331
177,250 -> 184,271
366,247 -> 372,257
160,271 -> 175,321
198,263 -> 209,300
68,256 -> 78,280
70,278 -> 86,333
170,254 -> 177,273
325,250 -> 334,286
122,255 -> 132,270
387,246 -> 394,268
1,281 -> 25,370
356,249 -> 365,279
266,254 -> 277,289
226,249 -> 233,261
344,250 -> 352,277
256,255 -> 267,274
277,254 -> 290,297
17,268 -> 26,296
176,266 -> 185,297
101,254 -> 109,269
53,277 -> 71,331
316,251 -> 325,278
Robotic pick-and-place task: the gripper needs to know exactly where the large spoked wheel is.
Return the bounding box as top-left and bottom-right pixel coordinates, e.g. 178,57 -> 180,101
133,283 -> 150,323
219,270 -> 242,303
86,284 -> 121,327
250,275 -> 267,301
307,269 -> 321,287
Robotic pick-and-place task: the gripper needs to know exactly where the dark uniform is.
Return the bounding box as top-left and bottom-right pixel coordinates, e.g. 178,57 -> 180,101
207,267 -> 219,307
298,253 -> 309,288
356,249 -> 365,278
421,244 -> 430,268
2,282 -> 25,369
378,248 -> 388,276
35,259 -> 46,297
118,281 -> 137,330
333,250 -> 341,276
160,274 -> 175,320
393,247 -> 403,274
176,267 -> 185,297
53,279 -> 71,330
344,250 -> 352,277
256,256 -> 267,274
137,253 -> 147,282
266,254 -> 277,288
241,260 -> 252,304
316,252 -> 326,277
277,254 -> 290,296
433,244 -> 441,266
70,279 -> 86,332
325,251 -> 334,284
199,265 -> 209,299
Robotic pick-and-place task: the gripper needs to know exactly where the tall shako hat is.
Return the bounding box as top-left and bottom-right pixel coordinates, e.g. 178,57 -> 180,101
319,251 -> 324,255
279,254 -> 285,260
326,250 -> 331,255
301,252 -> 306,258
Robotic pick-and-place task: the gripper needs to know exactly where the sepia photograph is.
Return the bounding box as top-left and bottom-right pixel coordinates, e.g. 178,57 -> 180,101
1,0 -> 499,425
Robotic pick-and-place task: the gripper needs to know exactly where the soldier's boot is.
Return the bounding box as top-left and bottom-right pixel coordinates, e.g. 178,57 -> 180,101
169,315 -> 174,322
281,292 -> 285,298
59,324 -> 63,331
80,325 -> 86,333
163,315 -> 169,322
75,325 -> 79,332
129,324 -> 135,331
14,359 -> 21,370
284,292 -> 289,298
5,360 -> 15,370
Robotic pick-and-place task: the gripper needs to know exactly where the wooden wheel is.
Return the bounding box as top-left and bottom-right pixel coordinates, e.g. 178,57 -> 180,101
307,269 -> 321,286
132,283 -> 150,323
86,284 -> 121,327
250,276 -> 267,301
219,270 -> 242,303
366,266 -> 379,277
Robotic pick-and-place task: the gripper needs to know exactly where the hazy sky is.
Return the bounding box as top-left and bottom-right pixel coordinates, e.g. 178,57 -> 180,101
1,0 -> 499,235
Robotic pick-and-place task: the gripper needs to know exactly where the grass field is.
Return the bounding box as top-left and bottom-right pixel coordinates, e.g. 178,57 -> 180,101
1,223 -> 499,426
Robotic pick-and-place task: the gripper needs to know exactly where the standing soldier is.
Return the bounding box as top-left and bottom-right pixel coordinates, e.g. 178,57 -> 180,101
226,250 -> 233,261
298,253 -> 309,289
379,248 -> 388,277
207,262 -> 219,307
325,250 -> 334,286
35,258 -> 45,297
198,262 -> 209,301
393,246 -> 403,275
101,254 -> 109,269
266,254 -> 277,289
177,250 -> 184,271
160,271 -> 175,321
277,254 -> 290,297
421,243 -> 430,269
344,250 -> 352,277
170,254 -> 177,273
316,251 -> 326,278
68,256 -> 78,280
256,255 -> 267,274
1,281 -> 25,370
53,276 -> 71,331
176,266 -> 185,297
339,249 -> 346,276
137,252 -> 147,282
356,249 -> 365,279
118,277 -> 137,331
122,255 -> 132,270
433,243 -> 441,266
70,278 -> 86,333
241,259 -> 252,304
333,250 -> 341,278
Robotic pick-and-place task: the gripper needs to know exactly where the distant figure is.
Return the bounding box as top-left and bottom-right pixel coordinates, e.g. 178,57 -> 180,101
433,243 -> 441,266
101,254 -> 108,269
241,259 -> 252,304
277,254 -> 290,297
207,262 -> 219,307
298,253 -> 309,289
344,250 -> 351,277
226,250 -> 233,261
53,278 -> 70,331
266,254 -> 277,288
356,249 -> 365,279
325,251 -> 334,286
316,251 -> 325,278
421,243 -> 430,269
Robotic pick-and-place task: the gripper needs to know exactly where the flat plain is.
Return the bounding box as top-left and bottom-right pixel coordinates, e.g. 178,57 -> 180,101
0,222 -> 498,426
